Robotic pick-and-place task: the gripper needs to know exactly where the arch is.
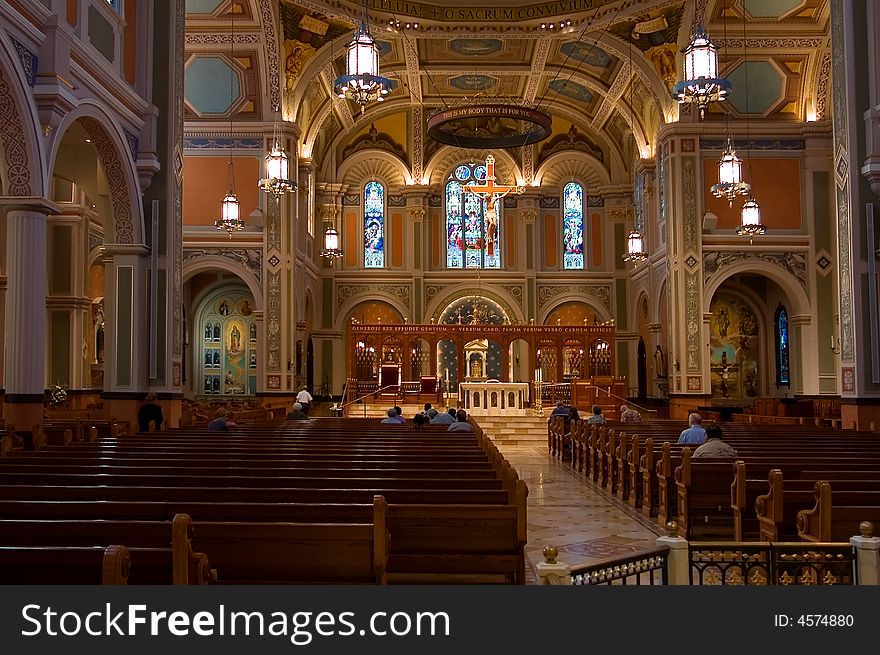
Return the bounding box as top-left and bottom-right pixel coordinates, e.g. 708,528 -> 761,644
338,149 -> 411,187
539,294 -> 612,324
535,150 -> 611,189
182,256 -> 264,310
703,259 -> 811,318
335,296 -> 407,332
47,102 -> 145,245
424,283 -> 525,326
425,146 -> 523,187
0,30 -> 46,197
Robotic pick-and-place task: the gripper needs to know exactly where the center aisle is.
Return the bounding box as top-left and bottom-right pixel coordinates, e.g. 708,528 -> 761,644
497,444 -> 664,583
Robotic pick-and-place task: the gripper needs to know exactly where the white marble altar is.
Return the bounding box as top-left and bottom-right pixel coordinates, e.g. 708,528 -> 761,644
459,381 -> 530,416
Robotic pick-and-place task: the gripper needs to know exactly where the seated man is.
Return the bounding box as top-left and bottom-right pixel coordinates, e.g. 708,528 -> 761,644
448,409 -> 474,433
693,424 -> 737,458
426,408 -> 439,421
422,402 -> 432,416
381,408 -> 402,424
678,412 -> 707,445
286,402 -> 309,420
550,401 -> 571,420
393,405 -> 405,423
586,405 -> 606,425
431,407 -> 456,425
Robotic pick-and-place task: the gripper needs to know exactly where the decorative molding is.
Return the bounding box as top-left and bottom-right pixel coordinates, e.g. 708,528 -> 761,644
183,248 -> 263,284
592,60 -> 630,129
699,138 -> 806,151
88,231 -> 103,253
257,0 -> 281,112
501,284 -> 524,306
538,125 -> 604,163
342,194 -> 360,207
522,144 -> 534,186
716,38 -> 824,49
815,50 -> 831,121
537,284 -> 610,309
266,271 -> 281,370
10,37 -> 36,87
520,209 -> 537,224
184,33 -> 262,45
123,128 -> 139,162
702,250 -> 808,290
424,284 -> 446,302
0,64 -> 32,196
266,193 -> 281,253
388,195 -> 406,207
412,106 -> 423,183
337,283 -> 371,308
80,117 -> 134,244
336,283 -> 412,310
685,273 -> 700,372
539,196 -> 559,209
523,37 -> 552,104
172,0 -> 185,362
377,284 -> 411,308
587,195 -> 604,207
683,158 -> 697,253
183,137 -> 263,150
342,123 -> 408,163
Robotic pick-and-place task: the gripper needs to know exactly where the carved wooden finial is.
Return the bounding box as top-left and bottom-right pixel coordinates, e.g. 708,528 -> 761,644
542,545 -> 559,564
860,521 -> 875,538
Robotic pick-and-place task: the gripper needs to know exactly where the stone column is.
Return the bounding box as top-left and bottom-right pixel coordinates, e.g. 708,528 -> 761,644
4,202 -> 54,438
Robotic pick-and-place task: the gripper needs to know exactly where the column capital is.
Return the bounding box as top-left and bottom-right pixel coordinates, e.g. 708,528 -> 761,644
520,209 -> 537,224
408,207 -> 426,222
1,197 -> 60,216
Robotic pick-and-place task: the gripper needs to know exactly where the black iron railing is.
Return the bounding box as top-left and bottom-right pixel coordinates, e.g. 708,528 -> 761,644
569,546 -> 669,585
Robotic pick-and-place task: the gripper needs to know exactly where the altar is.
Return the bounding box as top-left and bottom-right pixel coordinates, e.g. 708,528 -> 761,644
459,382 -> 530,416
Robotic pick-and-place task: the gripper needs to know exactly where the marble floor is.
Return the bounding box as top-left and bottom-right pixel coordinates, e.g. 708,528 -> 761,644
497,445 -> 665,584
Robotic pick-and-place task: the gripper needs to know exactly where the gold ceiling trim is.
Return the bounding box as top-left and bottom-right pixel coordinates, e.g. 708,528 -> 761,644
324,0 -> 622,23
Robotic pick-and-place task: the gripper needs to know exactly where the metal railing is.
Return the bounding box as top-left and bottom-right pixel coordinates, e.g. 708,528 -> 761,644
340,384 -> 402,417
569,546 -> 669,585
581,385 -> 658,416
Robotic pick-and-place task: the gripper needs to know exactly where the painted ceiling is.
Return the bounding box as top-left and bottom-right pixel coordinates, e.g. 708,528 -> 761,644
183,0 -> 831,183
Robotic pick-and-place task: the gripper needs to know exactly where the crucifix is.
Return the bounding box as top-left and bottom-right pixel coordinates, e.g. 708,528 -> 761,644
464,155 -> 525,256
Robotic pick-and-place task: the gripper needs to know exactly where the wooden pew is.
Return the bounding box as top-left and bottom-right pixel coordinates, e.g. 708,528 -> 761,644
674,448 -> 737,539
796,483 -> 880,542
0,513 -> 209,584
0,545 -> 129,584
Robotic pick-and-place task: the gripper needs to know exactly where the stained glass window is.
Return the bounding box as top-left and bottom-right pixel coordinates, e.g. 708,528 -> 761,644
364,181 -> 384,268
775,304 -> 790,386
445,164 -> 500,269
562,181 -> 584,269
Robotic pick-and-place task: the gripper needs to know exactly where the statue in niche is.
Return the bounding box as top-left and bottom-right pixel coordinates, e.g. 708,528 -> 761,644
654,345 -> 668,378
470,358 -> 482,379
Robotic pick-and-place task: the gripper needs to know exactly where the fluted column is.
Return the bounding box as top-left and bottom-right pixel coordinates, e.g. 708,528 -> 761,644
4,205 -> 50,437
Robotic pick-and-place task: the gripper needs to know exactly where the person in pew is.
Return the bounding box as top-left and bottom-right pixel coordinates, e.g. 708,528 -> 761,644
286,402 -> 309,420
587,405 -> 606,425
569,405 -> 580,422
448,409 -> 474,433
550,401 -> 571,420
412,413 -> 429,430
692,424 -> 738,458
678,412 -> 707,445
295,387 -> 313,415
620,404 -> 643,423
431,407 -> 457,425
381,408 -> 403,425
426,408 -> 439,421
393,406 -> 406,423
207,407 -> 237,431
422,402 -> 433,416
137,392 -> 164,433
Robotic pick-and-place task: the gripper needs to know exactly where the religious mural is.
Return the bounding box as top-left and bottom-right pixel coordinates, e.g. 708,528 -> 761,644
198,289 -> 257,395
709,292 -> 761,399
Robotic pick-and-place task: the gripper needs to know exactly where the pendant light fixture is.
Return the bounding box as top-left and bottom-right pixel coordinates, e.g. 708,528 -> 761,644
259,106 -> 296,195
333,1 -> 392,113
622,39 -> 647,265
672,23 -> 729,119
215,5 -> 244,236
735,6 -> 765,240
320,147 -> 343,263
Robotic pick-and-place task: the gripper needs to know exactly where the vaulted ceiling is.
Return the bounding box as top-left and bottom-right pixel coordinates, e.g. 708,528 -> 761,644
183,0 -> 831,186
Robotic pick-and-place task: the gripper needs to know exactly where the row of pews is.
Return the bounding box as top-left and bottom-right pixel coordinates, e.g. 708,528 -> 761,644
548,416 -> 880,541
0,419 -> 528,584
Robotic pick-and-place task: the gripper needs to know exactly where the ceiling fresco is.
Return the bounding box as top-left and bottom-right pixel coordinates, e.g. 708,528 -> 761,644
182,0 -> 832,187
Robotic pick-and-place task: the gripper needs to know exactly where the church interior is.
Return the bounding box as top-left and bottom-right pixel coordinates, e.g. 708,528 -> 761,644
1,0 -> 879,586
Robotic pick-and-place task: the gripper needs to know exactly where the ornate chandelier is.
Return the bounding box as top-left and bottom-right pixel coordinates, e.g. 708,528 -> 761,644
215,159 -> 244,236
737,196 -> 765,238
321,225 -> 343,262
259,109 -> 296,195
334,21 -> 392,113
623,229 -> 648,264
710,139 -> 750,205
672,24 -> 729,119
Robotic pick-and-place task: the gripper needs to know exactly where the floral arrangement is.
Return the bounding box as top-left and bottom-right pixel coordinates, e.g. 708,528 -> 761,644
49,384 -> 68,407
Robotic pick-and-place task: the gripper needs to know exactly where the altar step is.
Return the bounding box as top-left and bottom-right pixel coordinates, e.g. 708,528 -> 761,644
473,414 -> 550,445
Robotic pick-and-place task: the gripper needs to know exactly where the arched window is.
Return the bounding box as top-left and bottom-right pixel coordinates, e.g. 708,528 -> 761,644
445,163 -> 501,269
775,304 -> 790,387
364,181 -> 385,268
562,181 -> 584,269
